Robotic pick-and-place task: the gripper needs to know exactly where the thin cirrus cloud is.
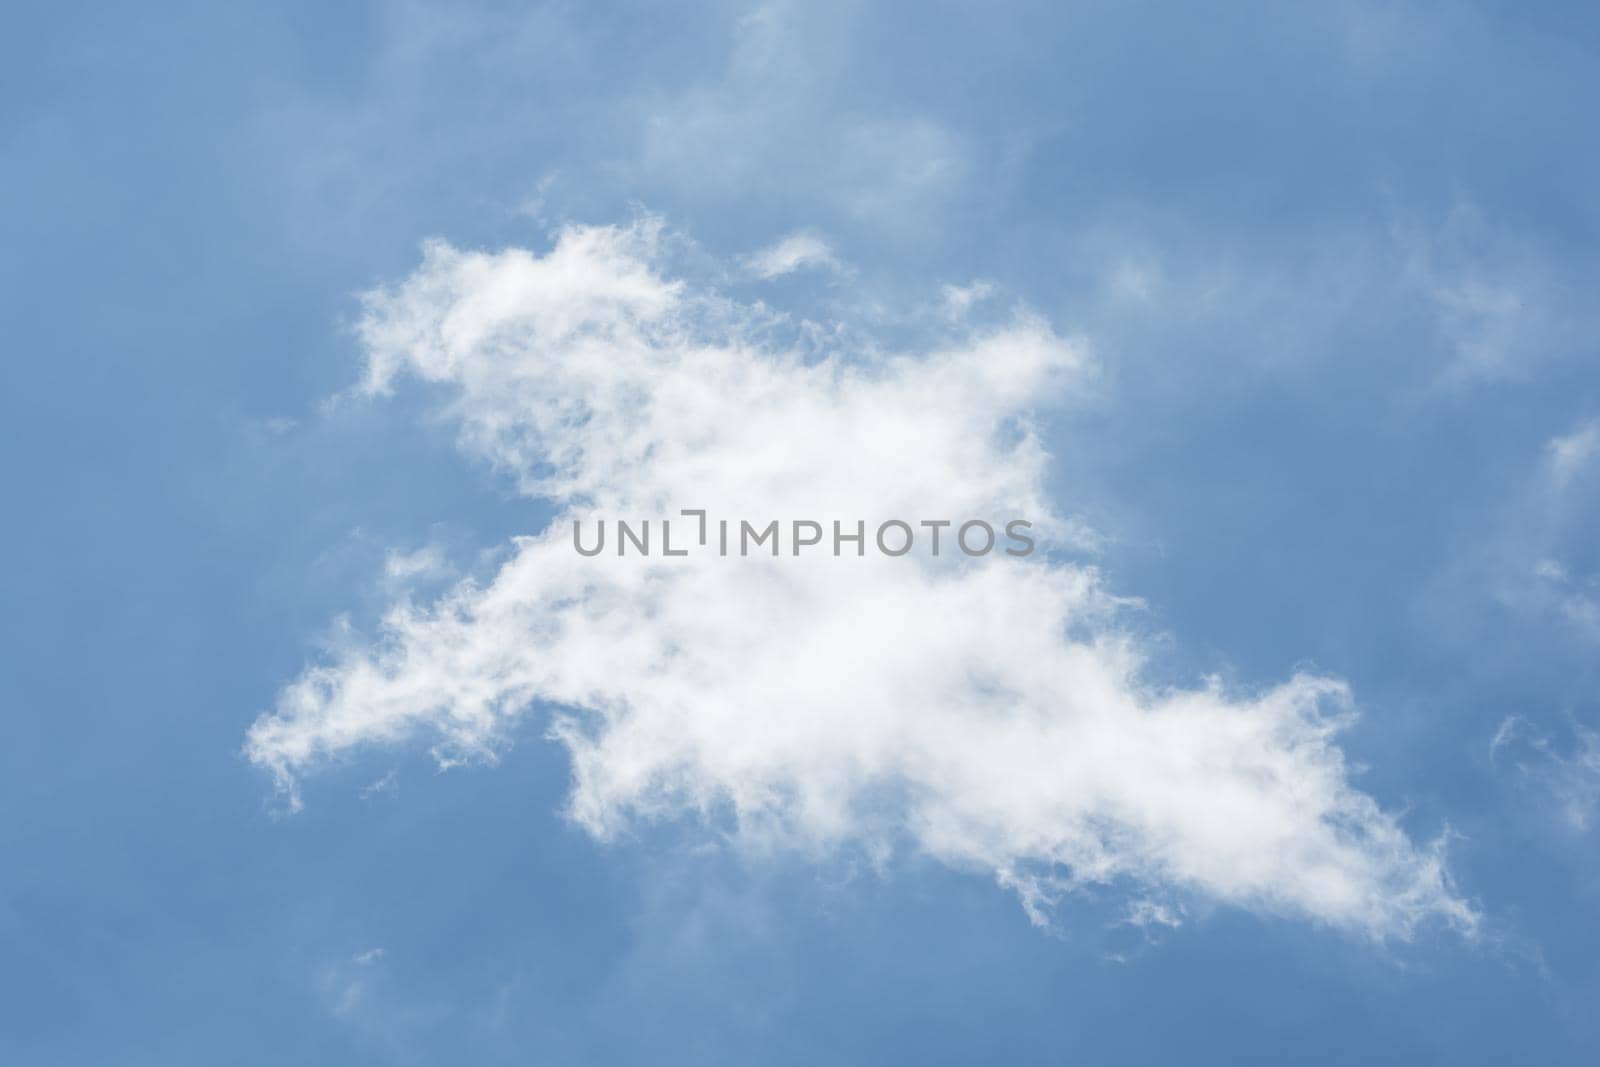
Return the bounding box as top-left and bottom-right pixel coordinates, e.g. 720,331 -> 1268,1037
246,217 -> 1476,940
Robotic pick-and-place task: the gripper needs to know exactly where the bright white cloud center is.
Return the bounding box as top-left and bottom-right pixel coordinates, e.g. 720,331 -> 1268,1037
247,219 -> 1475,939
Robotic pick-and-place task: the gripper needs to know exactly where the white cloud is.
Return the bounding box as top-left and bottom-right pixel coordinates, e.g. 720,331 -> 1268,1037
744,231 -> 841,280
247,218 -> 1475,940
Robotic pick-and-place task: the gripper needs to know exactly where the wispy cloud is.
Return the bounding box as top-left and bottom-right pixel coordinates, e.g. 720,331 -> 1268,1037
1427,413 -> 1600,647
247,217 -> 1474,940
320,947 -> 386,1020
1535,419 -> 1600,637
632,2 -> 965,233
1491,716 -> 1600,831
1547,419 -> 1600,488
1520,420 -> 1600,640
359,770 -> 399,801
1391,201 -> 1563,388
384,545 -> 449,583
743,231 -> 842,280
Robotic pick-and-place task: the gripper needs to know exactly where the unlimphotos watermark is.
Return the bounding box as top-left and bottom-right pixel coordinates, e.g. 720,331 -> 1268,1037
574,510 -> 1035,558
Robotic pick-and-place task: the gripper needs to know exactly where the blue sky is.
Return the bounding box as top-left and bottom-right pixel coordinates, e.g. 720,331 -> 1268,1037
4,1 -> 1600,1063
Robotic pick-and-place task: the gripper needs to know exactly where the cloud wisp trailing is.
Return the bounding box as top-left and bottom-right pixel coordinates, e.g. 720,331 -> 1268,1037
247,218 -> 1475,940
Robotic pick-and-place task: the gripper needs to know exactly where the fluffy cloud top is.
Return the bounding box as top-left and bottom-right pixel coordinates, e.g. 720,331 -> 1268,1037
247,219 -> 1475,939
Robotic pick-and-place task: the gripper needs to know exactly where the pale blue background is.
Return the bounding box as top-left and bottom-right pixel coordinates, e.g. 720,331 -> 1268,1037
3,2 -> 1598,1062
